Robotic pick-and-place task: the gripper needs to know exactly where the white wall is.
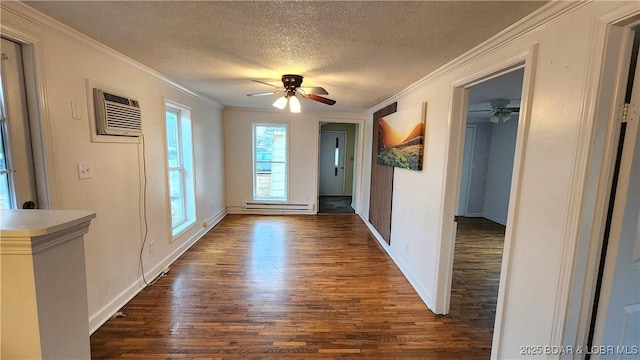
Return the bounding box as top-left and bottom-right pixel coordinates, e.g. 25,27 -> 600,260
224,109 -> 364,214
457,119 -> 518,224
358,2 -> 639,358
2,3 -> 227,332
457,126 -> 474,216
483,119 -> 518,225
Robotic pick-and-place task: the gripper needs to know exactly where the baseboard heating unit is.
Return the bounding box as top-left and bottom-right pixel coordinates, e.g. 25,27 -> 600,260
241,202 -> 313,211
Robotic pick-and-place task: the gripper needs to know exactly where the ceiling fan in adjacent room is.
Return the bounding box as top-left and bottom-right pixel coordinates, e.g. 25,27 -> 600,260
247,74 -> 336,113
469,98 -> 520,123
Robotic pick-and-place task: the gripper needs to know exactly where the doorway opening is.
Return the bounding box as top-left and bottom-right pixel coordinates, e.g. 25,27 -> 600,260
449,69 -> 524,346
318,122 -> 357,214
0,37 -> 39,209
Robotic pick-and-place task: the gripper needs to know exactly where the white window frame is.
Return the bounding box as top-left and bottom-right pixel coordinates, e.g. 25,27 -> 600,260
252,123 -> 289,202
164,100 -> 196,240
0,114 -> 16,209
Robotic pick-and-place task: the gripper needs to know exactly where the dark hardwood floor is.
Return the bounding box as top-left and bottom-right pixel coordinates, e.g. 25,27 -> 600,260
446,217 -> 505,339
91,215 -> 501,359
318,196 -> 355,214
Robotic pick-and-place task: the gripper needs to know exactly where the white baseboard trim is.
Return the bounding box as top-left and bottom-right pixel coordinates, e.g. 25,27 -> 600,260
88,207 -> 227,334
88,273 -> 142,334
205,208 -> 227,229
358,214 -> 435,311
226,205 -> 315,215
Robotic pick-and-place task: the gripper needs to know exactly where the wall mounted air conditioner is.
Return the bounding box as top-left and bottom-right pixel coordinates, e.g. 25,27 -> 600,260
93,88 -> 142,136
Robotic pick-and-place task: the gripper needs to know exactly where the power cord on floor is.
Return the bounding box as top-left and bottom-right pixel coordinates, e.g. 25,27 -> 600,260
148,267 -> 170,286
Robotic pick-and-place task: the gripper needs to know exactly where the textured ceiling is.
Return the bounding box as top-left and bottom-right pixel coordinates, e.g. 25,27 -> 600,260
24,1 -> 547,112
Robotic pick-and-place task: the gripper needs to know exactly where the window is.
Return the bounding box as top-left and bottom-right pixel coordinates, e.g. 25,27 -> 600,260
0,74 -> 11,209
0,112 -> 12,209
253,124 -> 288,201
165,102 -> 196,238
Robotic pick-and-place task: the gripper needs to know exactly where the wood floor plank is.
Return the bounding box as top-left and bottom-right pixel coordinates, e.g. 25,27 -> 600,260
90,215 -> 499,359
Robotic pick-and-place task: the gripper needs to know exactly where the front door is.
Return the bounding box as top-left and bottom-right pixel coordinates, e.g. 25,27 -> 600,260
319,131 -> 346,196
0,38 -> 38,209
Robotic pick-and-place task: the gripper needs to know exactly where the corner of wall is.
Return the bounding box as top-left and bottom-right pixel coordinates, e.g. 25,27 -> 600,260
358,213 -> 436,312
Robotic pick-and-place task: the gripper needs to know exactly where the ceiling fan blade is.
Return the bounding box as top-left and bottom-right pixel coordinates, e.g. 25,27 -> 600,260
247,91 -> 282,97
251,79 -> 281,89
298,87 -> 329,95
469,106 -> 520,113
301,93 -> 336,106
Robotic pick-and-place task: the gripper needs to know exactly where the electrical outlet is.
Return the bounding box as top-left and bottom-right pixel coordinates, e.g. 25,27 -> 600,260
149,241 -> 155,254
203,219 -> 209,227
78,162 -> 93,179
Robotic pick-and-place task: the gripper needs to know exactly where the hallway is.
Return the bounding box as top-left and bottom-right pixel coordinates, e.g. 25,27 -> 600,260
91,215 -> 494,358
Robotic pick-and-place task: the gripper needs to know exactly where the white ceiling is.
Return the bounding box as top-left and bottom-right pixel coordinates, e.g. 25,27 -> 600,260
24,1 -> 547,112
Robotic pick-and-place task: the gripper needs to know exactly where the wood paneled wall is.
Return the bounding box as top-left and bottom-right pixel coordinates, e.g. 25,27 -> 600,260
369,102 -> 397,244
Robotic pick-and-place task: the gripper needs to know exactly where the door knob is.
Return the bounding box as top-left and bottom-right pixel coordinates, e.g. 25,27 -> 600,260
22,201 -> 35,209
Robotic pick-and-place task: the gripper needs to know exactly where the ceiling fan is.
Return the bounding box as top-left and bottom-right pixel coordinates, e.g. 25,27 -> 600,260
469,99 -> 520,123
247,74 -> 336,113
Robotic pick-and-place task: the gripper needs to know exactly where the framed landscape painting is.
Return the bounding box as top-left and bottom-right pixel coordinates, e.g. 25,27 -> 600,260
376,102 -> 426,171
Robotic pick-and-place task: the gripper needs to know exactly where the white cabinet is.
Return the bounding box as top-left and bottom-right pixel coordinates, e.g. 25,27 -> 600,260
1,210 -> 95,359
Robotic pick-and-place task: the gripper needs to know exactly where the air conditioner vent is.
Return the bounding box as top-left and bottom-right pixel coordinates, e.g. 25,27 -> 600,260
102,92 -> 131,105
93,88 -> 142,137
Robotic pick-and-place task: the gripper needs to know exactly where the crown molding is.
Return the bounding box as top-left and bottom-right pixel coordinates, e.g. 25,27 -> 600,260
2,0 -> 222,109
368,1 -> 590,114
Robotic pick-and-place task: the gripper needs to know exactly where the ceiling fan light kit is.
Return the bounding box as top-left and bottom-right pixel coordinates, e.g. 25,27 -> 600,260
272,96 -> 289,110
470,98 -> 520,123
288,96 -> 301,113
489,108 -> 513,123
249,74 -> 336,113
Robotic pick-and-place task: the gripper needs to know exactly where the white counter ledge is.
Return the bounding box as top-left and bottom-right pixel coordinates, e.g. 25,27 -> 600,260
1,209 -> 95,236
0,209 -> 96,359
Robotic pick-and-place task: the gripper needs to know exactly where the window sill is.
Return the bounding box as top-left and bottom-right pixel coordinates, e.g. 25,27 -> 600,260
171,219 -> 196,242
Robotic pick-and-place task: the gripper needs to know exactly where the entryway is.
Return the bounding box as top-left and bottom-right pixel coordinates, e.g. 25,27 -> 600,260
318,196 -> 354,214
449,69 -> 524,342
318,122 -> 357,214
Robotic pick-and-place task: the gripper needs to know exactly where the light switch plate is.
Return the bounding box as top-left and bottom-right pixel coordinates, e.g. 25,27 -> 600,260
71,102 -> 82,120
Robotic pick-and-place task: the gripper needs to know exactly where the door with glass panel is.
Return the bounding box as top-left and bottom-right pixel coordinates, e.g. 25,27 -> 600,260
0,38 -> 37,209
319,131 -> 346,196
